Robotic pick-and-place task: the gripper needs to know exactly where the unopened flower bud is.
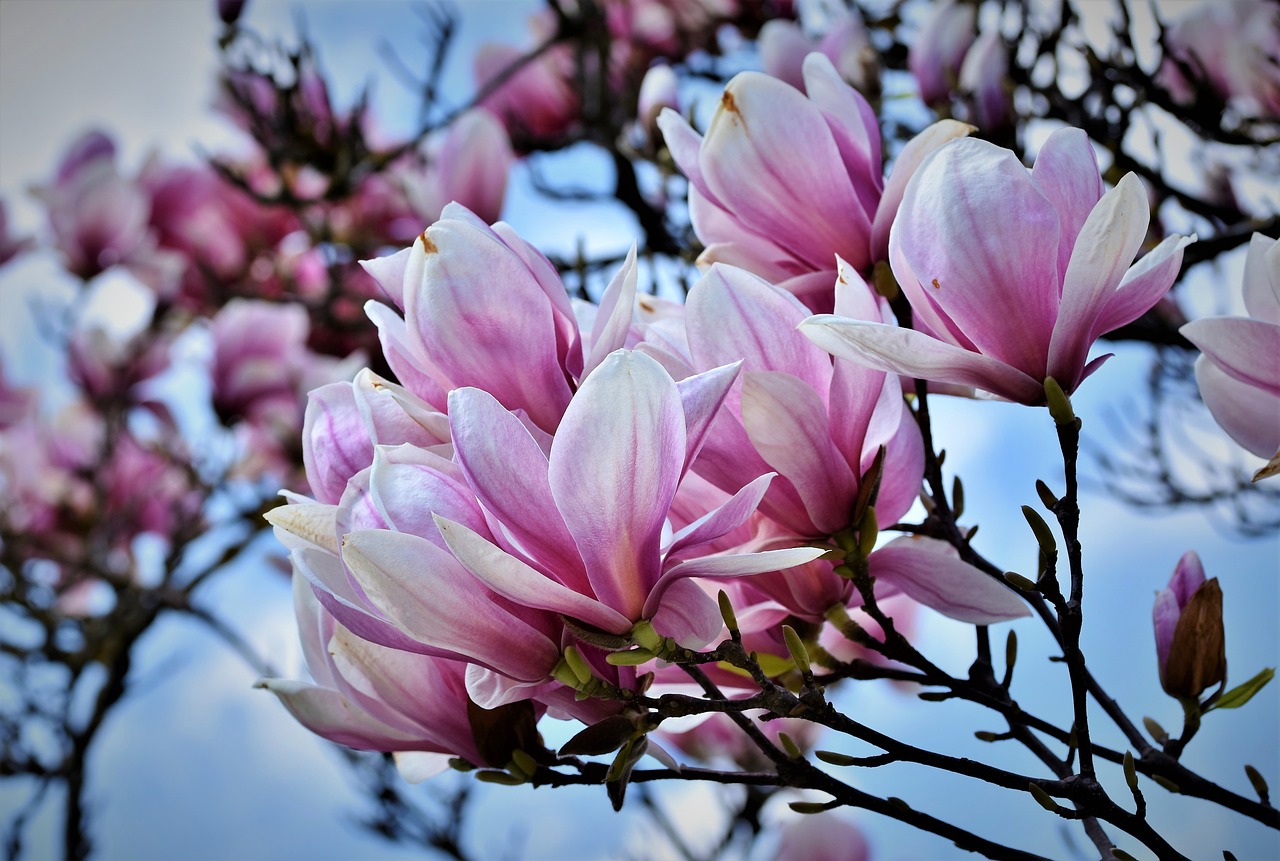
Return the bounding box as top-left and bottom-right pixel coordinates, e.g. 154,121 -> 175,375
1154,552 -> 1227,701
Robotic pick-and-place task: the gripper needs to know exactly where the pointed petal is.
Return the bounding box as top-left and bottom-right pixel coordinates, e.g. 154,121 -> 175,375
433,514 -> 632,634
676,360 -> 742,475
257,678 -> 427,750
742,371 -> 855,534
583,246 -> 639,379
869,536 -> 1030,624
800,316 -> 1044,404
1048,173 -> 1149,384
265,502 -> 340,555
549,351 -> 685,618
1029,128 -> 1104,282
1091,233 -> 1192,341
652,546 -> 829,612
666,473 -> 774,563
342,529 -> 560,681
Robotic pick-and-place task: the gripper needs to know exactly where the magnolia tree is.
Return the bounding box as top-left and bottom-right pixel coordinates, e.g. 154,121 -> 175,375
1,0 -> 1277,859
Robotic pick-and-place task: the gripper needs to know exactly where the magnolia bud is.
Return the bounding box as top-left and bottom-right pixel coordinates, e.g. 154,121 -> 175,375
1154,552 -> 1227,701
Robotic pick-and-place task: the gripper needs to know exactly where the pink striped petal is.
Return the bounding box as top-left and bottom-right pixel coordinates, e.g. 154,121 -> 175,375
869,536 -> 1030,624
434,514 -> 632,634
688,264 -> 833,392
666,473 -> 775,563
448,387 -> 586,588
549,351 -> 685,618
408,215 -> 572,431
742,371 -> 855,534
342,529 -> 560,682
1047,173 -> 1149,384
1182,317 -> 1280,396
583,245 -> 639,379
1029,128 -> 1104,282
257,679 -> 429,750
649,578 -> 724,648
649,546 -> 829,616
800,316 -> 1044,404
1091,233 -> 1192,341
892,137 -> 1061,376
872,119 -> 974,261
303,382 -> 373,505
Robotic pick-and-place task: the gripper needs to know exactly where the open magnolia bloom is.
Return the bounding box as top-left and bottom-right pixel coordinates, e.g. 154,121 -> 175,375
801,129 -> 1193,405
657,53 -> 970,309
1180,233 -> 1280,481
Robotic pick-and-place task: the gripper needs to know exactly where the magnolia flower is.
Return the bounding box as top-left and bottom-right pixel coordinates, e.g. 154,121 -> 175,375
801,129 -> 1193,405
475,42 -> 579,144
1180,233 -> 1280,481
658,54 -> 970,309
1153,551 -> 1226,701
958,30 -> 1011,131
1158,0 -> 1280,120
257,566 -> 511,776
34,131 -> 181,287
909,0 -> 977,105
641,264 -> 1027,626
407,109 -> 514,225
360,203 -> 639,432
419,350 -> 826,658
637,64 -> 680,139
772,813 -> 870,861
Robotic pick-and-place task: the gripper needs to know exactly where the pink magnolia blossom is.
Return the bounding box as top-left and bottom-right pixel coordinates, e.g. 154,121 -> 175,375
658,54 -> 970,309
772,813 -> 870,861
1180,233 -> 1280,481
958,30 -> 1011,132
643,264 -> 1027,626
210,299 -> 310,429
801,129 -> 1193,405
422,350 -> 825,656
406,109 -> 514,226
759,11 -> 877,95
475,42 -> 579,144
257,567 -> 499,774
34,131 -> 181,287
1158,0 -> 1280,120
908,0 -> 977,105
359,203 -> 640,432
637,64 -> 680,139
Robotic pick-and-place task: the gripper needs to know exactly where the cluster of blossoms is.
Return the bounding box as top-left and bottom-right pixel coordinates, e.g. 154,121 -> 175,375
260,42 -> 1245,797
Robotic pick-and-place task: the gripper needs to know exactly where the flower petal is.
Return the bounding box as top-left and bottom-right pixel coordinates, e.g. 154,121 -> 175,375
1047,173 -> 1149,385
891,137 -> 1061,376
742,371 -> 855,534
1182,317 -> 1280,397
1193,354 -> 1280,460
869,536 -> 1030,624
800,316 -> 1044,404
549,351 -> 685,618
342,529 -> 560,681
1029,128 -> 1104,283
871,119 -> 973,261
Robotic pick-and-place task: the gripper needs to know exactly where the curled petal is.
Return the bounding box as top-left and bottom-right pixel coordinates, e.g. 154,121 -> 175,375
869,536 -> 1030,624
